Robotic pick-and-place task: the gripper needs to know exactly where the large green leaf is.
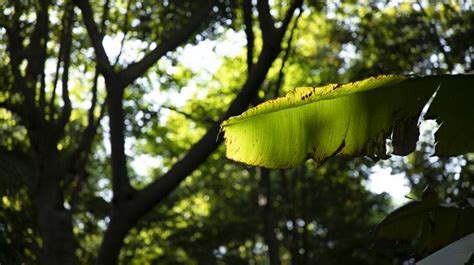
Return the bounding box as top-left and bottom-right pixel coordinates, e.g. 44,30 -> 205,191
221,75 -> 474,168
374,190 -> 474,256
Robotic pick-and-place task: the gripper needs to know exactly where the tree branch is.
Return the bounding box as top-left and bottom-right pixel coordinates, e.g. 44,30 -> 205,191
275,5 -> 302,97
257,0 -> 276,42
88,70 -> 100,124
49,1 -> 76,120
71,73 -> 107,168
100,0 -> 112,31
258,0 -> 302,50
49,53 -> 61,119
36,1 -> 52,115
161,105 -> 214,125
74,0 -> 113,75
66,75 -> 107,193
24,0 -> 49,123
276,0 -> 303,42
279,0 -> 303,33
25,0 -> 50,87
243,0 -> 255,74
113,0 -> 132,67
55,2 -> 75,135
4,16 -> 27,95
4,7 -> 37,125
0,102 -> 22,118
106,77 -> 135,205
39,71 -> 47,117
118,0 -> 215,86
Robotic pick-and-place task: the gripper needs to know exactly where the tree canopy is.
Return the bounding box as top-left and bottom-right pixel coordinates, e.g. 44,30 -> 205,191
0,0 -> 473,264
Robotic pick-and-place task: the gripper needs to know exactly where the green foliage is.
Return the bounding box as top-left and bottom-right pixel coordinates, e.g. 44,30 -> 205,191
375,187 -> 474,256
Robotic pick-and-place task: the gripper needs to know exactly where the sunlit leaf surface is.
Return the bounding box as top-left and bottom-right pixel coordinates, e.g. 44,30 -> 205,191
222,75 -> 474,168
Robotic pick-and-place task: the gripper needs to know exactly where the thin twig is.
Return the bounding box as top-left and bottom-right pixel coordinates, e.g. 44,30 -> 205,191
73,0 -> 113,74
274,6 -> 302,97
118,0 -> 216,86
113,0 -> 133,67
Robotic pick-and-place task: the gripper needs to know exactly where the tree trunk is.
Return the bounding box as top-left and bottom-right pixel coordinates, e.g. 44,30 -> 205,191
96,209 -> 133,265
301,167 -> 309,265
34,154 -> 77,265
259,168 -> 281,265
289,168 -> 300,265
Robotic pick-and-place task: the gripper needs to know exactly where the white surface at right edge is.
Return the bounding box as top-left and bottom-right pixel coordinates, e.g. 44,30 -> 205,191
416,233 -> 474,265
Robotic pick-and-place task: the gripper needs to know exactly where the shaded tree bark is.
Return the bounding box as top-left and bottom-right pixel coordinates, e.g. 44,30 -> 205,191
34,153 -> 77,265
259,168 -> 281,265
